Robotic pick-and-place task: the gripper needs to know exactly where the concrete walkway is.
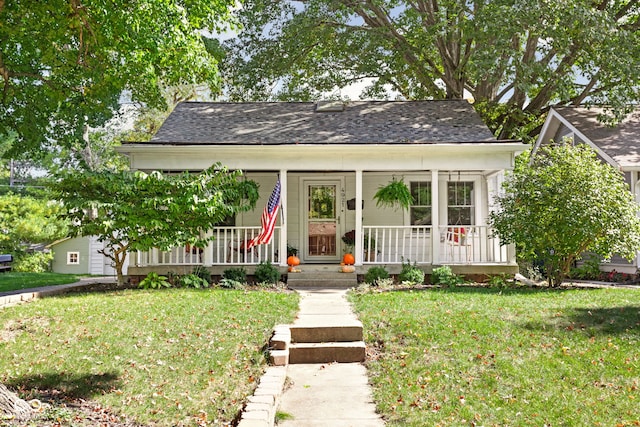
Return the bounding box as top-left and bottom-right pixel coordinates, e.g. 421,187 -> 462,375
277,288 -> 385,426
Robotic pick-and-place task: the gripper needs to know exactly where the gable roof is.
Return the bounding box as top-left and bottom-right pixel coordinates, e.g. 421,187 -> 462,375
147,100 -> 500,146
539,106 -> 640,168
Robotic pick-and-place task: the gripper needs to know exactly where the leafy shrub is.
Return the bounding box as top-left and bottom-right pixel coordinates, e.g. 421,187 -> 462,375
364,266 -> 390,286
222,267 -> 247,284
487,273 -> 514,289
218,278 -> 245,289
13,252 -> 53,272
176,273 -> 209,289
431,266 -> 464,287
192,265 -> 212,284
254,261 -> 280,285
398,260 -> 425,285
569,256 -> 601,280
139,272 -> 171,289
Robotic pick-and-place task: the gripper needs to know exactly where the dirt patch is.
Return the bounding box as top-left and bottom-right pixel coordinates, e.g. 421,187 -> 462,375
0,317 -> 50,344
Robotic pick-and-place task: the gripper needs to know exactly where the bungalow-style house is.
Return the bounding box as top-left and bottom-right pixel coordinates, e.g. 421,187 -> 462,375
48,236 -> 124,276
533,106 -> 640,273
117,100 -> 528,277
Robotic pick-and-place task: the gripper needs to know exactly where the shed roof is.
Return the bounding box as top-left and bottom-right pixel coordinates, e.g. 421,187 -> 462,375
146,100 -> 500,145
552,106 -> 640,168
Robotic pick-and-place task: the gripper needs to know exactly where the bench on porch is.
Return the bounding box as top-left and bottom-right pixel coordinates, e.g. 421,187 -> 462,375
0,254 -> 13,273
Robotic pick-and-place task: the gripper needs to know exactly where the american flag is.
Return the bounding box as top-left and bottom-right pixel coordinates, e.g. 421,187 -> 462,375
247,178 -> 281,248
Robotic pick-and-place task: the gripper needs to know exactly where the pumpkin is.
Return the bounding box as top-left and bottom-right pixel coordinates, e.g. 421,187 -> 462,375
342,253 -> 355,265
341,265 -> 355,273
287,255 -> 300,266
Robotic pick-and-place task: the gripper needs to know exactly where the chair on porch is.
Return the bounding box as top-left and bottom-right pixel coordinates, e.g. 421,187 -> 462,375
226,232 -> 259,263
445,226 -> 472,262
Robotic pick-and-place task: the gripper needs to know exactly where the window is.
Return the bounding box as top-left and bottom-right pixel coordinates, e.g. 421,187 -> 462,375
410,182 -> 431,225
448,181 -> 474,225
67,252 -> 80,265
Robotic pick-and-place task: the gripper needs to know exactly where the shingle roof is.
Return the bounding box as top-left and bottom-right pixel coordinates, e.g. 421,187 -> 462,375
553,106 -> 640,168
148,100 -> 498,145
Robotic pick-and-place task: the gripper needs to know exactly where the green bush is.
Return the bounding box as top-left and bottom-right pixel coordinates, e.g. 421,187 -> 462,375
569,255 -> 601,280
487,273 -> 514,289
398,260 -> 425,285
222,267 -> 247,284
13,252 -> 53,272
254,261 -> 280,285
176,273 -> 209,289
364,266 -> 390,286
192,265 -> 212,284
139,272 -> 171,289
431,266 -> 464,287
218,278 -> 245,289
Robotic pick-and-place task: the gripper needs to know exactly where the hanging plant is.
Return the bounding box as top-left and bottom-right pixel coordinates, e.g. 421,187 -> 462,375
373,177 -> 412,211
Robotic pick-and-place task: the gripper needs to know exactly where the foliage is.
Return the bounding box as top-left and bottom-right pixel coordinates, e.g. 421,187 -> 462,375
569,255 -> 602,280
0,289 -> 298,425
175,273 -> 210,289
12,252 -> 53,273
218,278 -> 245,289
286,244 -> 298,256
486,273 -> 515,289
192,265 -> 212,285
0,193 -> 68,255
374,178 -> 413,211
0,0 -> 236,161
50,164 -> 259,286
430,265 -> 464,287
222,0 -> 640,140
138,272 -> 171,290
350,287 -> 640,426
0,273 -> 79,293
398,260 -> 425,285
490,144 -> 640,286
222,267 -> 247,284
254,261 -> 281,285
364,266 -> 390,285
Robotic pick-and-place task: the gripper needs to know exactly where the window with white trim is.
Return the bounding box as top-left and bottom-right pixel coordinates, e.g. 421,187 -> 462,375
410,181 -> 431,225
447,181 -> 475,225
67,252 -> 80,265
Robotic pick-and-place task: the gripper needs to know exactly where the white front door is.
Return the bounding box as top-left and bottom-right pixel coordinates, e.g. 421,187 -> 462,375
304,180 -> 342,262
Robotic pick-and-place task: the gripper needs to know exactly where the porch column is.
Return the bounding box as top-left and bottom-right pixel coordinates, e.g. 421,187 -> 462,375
355,169 -> 363,266
431,170 -> 440,264
203,230 -> 213,266
634,172 -> 640,269
279,169 -> 288,267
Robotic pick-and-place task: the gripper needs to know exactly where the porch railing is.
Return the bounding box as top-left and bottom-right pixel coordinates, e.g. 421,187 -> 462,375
135,226 -> 280,267
362,226 -> 433,264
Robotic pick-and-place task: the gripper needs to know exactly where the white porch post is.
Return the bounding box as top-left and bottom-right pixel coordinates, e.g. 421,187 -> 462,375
204,230 -> 213,266
279,169 -> 288,267
355,170 -> 363,266
633,172 -> 640,269
431,170 -> 440,264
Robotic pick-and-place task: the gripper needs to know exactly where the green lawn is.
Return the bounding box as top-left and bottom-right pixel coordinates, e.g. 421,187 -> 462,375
350,286 -> 640,426
0,272 -> 80,293
0,288 -> 299,426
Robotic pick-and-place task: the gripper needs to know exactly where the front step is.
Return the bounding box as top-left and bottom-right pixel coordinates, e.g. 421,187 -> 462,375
287,270 -> 357,288
289,341 -> 366,364
290,319 -> 363,343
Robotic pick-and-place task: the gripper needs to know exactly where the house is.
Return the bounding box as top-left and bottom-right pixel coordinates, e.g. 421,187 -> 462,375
533,106 -> 640,273
117,100 -> 528,277
48,236 -> 124,276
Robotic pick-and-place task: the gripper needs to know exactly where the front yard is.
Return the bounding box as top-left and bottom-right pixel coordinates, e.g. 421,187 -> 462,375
350,286 -> 640,426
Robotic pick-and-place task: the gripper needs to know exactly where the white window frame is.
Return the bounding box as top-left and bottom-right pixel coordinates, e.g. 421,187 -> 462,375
407,180 -> 432,226
67,252 -> 80,265
446,179 -> 479,226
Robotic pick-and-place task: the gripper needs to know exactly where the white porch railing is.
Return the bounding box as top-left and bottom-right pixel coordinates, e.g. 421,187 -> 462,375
135,226 -> 281,267
362,225 -> 509,265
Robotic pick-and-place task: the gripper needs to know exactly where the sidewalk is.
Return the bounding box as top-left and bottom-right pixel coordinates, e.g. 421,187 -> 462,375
277,288 -> 385,427
0,276 -> 117,308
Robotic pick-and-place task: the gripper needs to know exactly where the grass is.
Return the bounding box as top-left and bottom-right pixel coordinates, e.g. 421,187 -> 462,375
0,288 -> 299,426
350,286 -> 640,426
0,272 -> 80,293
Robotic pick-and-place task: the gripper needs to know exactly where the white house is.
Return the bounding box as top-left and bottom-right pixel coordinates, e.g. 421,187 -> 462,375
534,106 -> 640,273
117,100 -> 528,277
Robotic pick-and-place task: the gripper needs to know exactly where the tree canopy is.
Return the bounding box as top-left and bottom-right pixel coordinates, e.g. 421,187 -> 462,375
0,0 -> 234,160
222,0 -> 640,139
51,164 -> 259,285
489,144 -> 640,286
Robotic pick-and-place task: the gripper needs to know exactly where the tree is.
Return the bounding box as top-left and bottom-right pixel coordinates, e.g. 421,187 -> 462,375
222,0 -> 640,139
50,164 -> 259,286
0,0 -> 234,160
489,144 -> 640,286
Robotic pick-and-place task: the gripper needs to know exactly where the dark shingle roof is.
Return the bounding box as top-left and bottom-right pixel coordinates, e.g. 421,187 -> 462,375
148,100 -> 497,145
553,106 -> 640,168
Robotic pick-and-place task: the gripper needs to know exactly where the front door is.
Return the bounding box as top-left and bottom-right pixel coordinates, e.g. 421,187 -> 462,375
305,180 -> 341,262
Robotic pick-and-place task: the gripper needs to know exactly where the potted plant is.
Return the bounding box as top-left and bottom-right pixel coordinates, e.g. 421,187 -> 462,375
287,244 -> 300,272
373,177 -> 412,211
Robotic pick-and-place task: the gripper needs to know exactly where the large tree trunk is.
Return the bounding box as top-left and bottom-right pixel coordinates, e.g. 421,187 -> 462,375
0,383 -> 34,422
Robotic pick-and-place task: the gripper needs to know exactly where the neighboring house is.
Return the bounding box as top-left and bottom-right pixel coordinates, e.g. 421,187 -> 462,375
48,236 -> 123,276
533,106 -> 640,273
117,100 -> 528,276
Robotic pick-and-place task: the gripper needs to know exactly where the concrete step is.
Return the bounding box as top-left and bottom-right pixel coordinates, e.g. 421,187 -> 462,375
289,341 -> 366,364
287,271 -> 357,288
291,322 -> 363,343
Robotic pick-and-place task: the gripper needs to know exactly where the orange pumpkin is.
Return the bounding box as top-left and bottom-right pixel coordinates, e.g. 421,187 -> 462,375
287,255 -> 300,266
342,253 -> 355,265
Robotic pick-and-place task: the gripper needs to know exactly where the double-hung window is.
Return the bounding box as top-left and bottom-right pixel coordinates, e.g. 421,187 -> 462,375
447,182 -> 474,225
410,182 -> 431,225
